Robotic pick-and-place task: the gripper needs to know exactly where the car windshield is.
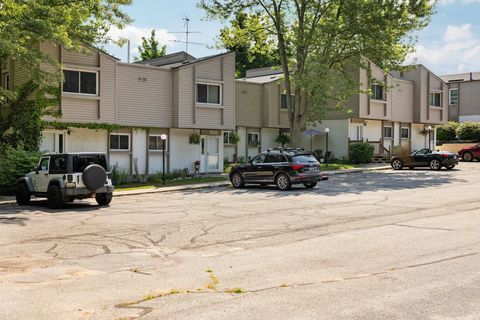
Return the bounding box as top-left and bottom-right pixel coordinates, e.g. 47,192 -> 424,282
72,154 -> 107,172
292,154 -> 318,164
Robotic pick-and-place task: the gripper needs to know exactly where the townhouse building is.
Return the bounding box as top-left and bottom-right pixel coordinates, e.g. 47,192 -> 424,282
440,71 -> 480,122
1,44 -> 235,175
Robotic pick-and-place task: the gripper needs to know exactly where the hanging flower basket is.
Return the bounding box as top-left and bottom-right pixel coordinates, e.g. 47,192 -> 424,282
189,132 -> 201,144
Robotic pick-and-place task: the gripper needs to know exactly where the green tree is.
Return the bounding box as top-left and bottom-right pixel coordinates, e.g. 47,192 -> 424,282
0,0 -> 132,150
134,30 -> 167,62
218,12 -> 280,78
199,0 -> 434,146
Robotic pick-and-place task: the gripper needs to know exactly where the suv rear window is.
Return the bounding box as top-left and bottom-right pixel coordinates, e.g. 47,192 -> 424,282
292,154 -> 318,164
72,155 -> 108,172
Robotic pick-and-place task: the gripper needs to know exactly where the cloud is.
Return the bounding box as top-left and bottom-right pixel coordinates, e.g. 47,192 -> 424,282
108,25 -> 177,58
407,24 -> 480,74
437,0 -> 480,5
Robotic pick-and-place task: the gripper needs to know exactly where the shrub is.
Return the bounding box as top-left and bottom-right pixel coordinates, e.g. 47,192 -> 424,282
275,132 -> 291,147
349,142 -> 374,164
456,122 -> 480,142
437,121 -> 459,142
228,132 -> 240,145
189,132 -> 201,144
0,148 -> 42,194
111,163 -> 129,185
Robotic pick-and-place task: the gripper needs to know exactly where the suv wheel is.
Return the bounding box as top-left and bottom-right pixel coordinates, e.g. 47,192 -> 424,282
429,159 -> 441,171
47,185 -> 65,209
463,152 -> 473,162
391,159 -> 403,170
276,173 -> 291,191
15,182 -> 31,205
303,181 -> 317,189
231,172 -> 245,188
96,192 -> 113,206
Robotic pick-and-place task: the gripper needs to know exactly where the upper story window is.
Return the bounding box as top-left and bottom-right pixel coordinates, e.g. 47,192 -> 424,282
383,126 -> 393,138
429,92 -> 442,107
371,83 -> 385,101
280,94 -> 295,109
197,83 -> 221,105
449,88 -> 458,105
63,70 -> 98,95
109,133 -> 130,151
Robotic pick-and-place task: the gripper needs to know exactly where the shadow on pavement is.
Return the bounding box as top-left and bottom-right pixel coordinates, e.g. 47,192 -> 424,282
180,169 -> 465,198
0,199 -> 103,215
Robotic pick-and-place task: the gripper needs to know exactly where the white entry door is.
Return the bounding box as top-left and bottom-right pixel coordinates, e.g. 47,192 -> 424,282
206,136 -> 220,172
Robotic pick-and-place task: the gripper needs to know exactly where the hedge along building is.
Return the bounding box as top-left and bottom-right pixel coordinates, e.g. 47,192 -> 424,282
2,44 -> 235,175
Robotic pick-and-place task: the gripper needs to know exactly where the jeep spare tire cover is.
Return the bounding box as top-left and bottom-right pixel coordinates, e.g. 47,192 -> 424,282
82,164 -> 107,191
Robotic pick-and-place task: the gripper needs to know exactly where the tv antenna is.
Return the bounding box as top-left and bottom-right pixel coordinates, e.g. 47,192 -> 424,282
168,16 -> 203,54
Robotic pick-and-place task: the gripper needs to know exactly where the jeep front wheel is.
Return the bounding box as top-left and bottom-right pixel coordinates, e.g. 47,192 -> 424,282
15,182 -> 31,205
47,185 -> 65,209
96,192 -> 112,206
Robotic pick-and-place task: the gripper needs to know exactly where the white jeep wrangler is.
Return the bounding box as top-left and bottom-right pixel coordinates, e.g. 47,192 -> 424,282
15,152 -> 114,209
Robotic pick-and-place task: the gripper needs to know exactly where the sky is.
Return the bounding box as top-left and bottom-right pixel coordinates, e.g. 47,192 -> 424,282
106,0 -> 480,76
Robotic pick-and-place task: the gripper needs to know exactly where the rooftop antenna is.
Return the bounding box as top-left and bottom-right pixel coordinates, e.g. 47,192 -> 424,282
168,16 -> 202,54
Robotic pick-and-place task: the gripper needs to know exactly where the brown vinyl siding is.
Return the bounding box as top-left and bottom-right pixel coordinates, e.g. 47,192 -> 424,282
99,54 -> 116,122
62,49 -> 99,67
236,81 -> 263,127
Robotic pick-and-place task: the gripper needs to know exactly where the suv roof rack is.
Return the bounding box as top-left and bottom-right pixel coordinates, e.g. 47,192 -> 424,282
267,147 -> 305,154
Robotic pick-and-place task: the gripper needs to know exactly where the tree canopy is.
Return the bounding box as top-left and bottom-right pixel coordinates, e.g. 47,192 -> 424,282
199,0 -> 434,145
134,30 -> 167,62
0,0 -> 132,150
217,11 -> 279,78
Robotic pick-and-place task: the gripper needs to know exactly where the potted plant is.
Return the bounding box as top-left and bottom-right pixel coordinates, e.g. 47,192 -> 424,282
189,132 -> 201,144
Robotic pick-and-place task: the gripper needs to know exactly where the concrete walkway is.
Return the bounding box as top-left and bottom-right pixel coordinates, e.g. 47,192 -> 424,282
0,163 -> 391,205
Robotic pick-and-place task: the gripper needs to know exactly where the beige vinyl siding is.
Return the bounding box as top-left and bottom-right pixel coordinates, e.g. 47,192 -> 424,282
116,64 -> 172,128
236,81 -> 263,127
12,60 -> 30,88
63,49 -> 99,67
59,97 -> 99,122
99,54 -> 116,122
391,79 -> 414,123
39,42 -> 60,73
172,69 -> 179,127
176,53 -> 235,130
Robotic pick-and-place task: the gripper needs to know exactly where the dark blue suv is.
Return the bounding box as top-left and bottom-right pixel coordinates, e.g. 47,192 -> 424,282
229,148 -> 323,191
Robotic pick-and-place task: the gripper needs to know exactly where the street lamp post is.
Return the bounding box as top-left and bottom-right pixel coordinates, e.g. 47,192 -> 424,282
161,134 -> 167,185
324,128 -> 330,168
427,125 -> 432,150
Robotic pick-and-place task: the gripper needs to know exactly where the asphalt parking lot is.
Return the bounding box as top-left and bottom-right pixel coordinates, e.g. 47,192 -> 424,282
1,162 -> 480,320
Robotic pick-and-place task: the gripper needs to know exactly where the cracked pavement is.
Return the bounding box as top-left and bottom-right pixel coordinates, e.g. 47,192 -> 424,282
1,163 -> 480,319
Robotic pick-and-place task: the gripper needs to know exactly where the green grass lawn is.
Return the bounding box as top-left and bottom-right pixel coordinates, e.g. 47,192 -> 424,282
115,176 -> 228,192
320,163 -> 360,171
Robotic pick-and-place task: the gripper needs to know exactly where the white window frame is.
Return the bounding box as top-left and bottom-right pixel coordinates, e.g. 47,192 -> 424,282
223,131 -> 232,145
371,83 -> 385,101
429,92 -> 442,107
148,134 -> 168,152
62,68 -> 99,96
400,127 -> 410,139
449,88 -> 458,105
196,82 -> 222,106
109,133 -> 130,151
383,126 -> 393,139
247,132 -> 260,146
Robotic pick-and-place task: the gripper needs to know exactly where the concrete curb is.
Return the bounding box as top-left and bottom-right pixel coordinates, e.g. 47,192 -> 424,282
0,165 -> 391,205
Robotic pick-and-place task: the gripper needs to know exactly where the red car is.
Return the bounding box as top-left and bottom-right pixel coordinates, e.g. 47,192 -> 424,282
458,143 -> 480,162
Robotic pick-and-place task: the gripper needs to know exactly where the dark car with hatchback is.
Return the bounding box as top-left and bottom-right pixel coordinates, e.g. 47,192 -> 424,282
390,148 -> 459,171
458,143 -> 480,162
229,148 -> 325,191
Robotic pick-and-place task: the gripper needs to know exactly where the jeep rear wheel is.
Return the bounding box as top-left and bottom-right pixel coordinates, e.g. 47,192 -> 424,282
47,185 -> 65,209
95,192 -> 112,206
15,182 -> 31,205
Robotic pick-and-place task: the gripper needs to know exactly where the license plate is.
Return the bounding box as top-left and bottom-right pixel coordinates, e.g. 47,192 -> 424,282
308,167 -> 316,171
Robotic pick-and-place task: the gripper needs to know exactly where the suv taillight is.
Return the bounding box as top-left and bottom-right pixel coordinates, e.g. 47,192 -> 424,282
292,164 -> 304,171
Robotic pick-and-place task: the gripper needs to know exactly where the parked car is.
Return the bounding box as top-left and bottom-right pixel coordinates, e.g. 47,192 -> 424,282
458,143 -> 480,162
15,152 -> 114,209
390,148 -> 459,171
229,148 -> 325,191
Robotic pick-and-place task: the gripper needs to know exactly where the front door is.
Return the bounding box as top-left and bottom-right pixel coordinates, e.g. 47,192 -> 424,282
206,136 -> 220,172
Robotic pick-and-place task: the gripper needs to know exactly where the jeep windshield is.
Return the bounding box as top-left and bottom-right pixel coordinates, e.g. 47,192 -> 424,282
72,154 -> 108,172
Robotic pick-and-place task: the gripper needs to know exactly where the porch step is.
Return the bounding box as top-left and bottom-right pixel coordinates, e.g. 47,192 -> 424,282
372,155 -> 390,163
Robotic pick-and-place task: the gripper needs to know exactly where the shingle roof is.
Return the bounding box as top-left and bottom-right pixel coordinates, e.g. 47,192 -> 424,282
134,51 -> 195,67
